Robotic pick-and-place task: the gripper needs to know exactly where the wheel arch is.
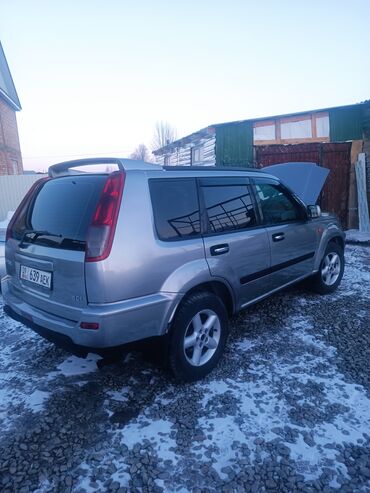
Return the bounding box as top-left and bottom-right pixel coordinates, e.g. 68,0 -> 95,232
327,235 -> 344,251
314,229 -> 345,271
166,279 -> 235,332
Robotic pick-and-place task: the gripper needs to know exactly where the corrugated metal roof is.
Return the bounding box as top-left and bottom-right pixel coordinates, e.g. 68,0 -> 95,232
211,101 -> 369,128
155,101 -> 369,153
0,41 -> 21,111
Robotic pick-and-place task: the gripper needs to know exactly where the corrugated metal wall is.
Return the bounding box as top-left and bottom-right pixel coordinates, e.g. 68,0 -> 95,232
329,106 -> 363,142
0,175 -> 47,220
364,140 -> 370,210
215,121 -> 254,167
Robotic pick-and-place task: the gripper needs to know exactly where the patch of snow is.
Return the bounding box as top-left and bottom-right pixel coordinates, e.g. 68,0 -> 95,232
200,380 -> 231,407
33,479 -> 53,493
325,246 -> 370,302
0,386 -> 50,430
110,467 -> 131,486
72,462 -> 105,492
107,388 -> 130,402
74,457 -> 131,491
120,418 -> 178,464
56,354 -> 101,376
195,314 -> 370,482
156,396 -> 173,406
25,389 -> 50,411
155,479 -> 165,489
0,386 -> 21,426
234,338 -> 257,351
197,415 -> 244,478
1,245 -> 369,487
0,313 -> 55,429
346,229 -> 370,243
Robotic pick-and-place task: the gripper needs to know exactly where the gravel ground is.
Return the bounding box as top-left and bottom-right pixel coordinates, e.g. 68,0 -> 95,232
0,245 -> 370,493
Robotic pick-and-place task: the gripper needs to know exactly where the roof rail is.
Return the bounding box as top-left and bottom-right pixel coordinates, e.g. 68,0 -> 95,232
163,165 -> 263,173
48,157 -> 161,177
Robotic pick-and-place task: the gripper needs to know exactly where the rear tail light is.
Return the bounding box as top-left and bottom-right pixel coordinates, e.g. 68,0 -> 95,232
6,178 -> 50,241
85,171 -> 125,262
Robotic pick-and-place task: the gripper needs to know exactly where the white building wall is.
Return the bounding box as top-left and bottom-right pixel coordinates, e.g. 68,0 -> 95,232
155,134 -> 216,166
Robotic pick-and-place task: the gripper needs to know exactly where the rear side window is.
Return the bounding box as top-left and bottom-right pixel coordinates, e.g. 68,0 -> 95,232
150,178 -> 200,240
201,182 -> 257,233
13,175 -> 107,248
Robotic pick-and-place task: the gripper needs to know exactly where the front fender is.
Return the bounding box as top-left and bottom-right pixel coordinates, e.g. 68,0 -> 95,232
314,223 -> 345,271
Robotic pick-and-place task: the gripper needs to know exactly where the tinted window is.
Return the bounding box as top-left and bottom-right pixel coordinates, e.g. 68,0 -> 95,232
13,175 -> 106,247
202,184 -> 257,233
255,182 -> 304,224
150,179 -> 200,240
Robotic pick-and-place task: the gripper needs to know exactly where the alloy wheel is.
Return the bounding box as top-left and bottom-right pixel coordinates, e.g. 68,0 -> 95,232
183,309 -> 221,367
321,252 -> 341,286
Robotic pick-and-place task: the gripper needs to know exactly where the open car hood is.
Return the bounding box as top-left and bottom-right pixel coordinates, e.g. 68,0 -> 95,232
262,162 -> 330,205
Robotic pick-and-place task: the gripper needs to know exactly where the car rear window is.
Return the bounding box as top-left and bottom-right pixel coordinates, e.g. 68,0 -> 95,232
149,178 -> 201,240
13,175 -> 107,248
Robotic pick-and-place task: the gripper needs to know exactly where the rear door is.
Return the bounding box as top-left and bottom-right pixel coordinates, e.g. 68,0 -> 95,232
6,175 -> 107,319
200,176 -> 271,308
252,177 -> 317,290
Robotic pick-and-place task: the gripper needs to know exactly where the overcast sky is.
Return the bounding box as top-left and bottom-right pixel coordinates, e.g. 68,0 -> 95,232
1,0 -> 369,171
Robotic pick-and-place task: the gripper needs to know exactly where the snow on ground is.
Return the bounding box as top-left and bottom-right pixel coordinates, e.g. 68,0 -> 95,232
0,245 -> 369,492
26,390 -> 51,412
194,315 -> 370,482
0,315 -> 100,431
55,354 -> 101,377
346,229 -> 370,244
120,419 -> 178,463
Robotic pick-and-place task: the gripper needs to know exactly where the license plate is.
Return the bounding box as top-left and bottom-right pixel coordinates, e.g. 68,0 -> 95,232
20,265 -> 52,289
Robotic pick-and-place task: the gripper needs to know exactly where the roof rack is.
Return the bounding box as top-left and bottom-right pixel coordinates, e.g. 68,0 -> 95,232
163,166 -> 263,173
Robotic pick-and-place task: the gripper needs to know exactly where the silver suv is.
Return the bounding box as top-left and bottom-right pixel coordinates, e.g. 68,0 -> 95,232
2,158 -> 345,381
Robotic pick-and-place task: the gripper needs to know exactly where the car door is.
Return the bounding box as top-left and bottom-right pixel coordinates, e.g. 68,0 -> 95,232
252,177 -> 317,291
199,176 -> 271,309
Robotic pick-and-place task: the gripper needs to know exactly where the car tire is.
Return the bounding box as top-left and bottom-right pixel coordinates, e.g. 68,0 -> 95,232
310,242 -> 344,294
168,291 -> 229,382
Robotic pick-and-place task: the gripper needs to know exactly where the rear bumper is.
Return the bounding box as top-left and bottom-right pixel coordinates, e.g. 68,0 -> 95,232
3,304 -> 96,357
1,276 -> 179,354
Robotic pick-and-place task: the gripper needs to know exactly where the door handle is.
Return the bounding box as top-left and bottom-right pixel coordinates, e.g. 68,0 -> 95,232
210,244 -> 229,256
272,233 -> 285,242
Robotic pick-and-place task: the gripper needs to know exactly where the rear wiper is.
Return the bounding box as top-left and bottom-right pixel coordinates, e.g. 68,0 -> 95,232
19,229 -> 62,248
59,238 -> 86,250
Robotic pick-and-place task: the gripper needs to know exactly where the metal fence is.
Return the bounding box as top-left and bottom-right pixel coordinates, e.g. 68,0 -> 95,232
0,175 -> 47,221
356,153 -> 370,232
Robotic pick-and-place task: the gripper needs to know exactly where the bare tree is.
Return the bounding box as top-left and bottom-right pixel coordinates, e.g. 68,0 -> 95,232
152,121 -> 178,151
130,144 -> 150,161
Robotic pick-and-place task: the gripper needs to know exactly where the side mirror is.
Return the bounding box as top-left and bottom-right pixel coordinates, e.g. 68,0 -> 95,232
307,205 -> 321,218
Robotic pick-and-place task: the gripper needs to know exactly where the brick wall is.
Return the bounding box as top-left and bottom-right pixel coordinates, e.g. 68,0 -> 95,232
0,97 -> 23,175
